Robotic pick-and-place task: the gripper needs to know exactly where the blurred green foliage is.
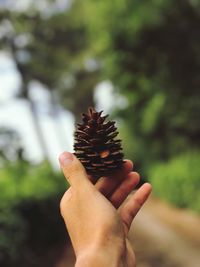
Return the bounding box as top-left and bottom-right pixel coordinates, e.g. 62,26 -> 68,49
81,0 -> 200,166
0,161 -> 67,267
149,151 -> 200,212
0,161 -> 65,205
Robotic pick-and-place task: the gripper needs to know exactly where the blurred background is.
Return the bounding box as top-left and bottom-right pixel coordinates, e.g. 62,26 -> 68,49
0,0 -> 200,266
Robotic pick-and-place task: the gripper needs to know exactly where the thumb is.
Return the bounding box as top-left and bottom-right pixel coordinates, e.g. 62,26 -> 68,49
59,151 -> 89,187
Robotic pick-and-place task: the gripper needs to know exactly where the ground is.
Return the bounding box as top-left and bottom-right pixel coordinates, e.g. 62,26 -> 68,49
55,197 -> 200,267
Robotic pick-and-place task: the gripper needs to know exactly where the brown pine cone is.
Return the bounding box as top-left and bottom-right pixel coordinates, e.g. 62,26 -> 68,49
74,107 -> 124,177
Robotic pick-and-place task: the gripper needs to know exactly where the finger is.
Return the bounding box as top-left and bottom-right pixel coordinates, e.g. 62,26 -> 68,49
120,183 -> 152,234
95,160 -> 133,197
110,172 -> 140,209
59,151 -> 90,188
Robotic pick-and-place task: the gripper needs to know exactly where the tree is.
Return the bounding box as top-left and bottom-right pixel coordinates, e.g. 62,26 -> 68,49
0,1 -> 99,162
0,127 -> 24,163
79,0 -> 200,168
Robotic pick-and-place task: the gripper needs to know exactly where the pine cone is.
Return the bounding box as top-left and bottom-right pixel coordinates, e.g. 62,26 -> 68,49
74,107 -> 124,177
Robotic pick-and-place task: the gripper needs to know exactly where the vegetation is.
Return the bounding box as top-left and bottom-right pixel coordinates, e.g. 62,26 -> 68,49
0,161 -> 67,267
149,151 -> 200,212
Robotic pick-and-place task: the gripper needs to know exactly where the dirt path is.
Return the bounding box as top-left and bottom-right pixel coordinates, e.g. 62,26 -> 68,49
131,198 -> 200,267
55,198 -> 200,267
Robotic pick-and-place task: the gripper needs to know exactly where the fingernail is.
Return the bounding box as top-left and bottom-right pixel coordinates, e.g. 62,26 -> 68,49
59,152 -> 73,166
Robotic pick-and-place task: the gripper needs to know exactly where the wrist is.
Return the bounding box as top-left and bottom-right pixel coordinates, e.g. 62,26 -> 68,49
75,251 -> 126,267
75,241 -> 127,267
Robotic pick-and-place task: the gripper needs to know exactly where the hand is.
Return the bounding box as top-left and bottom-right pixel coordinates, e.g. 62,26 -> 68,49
59,152 -> 152,267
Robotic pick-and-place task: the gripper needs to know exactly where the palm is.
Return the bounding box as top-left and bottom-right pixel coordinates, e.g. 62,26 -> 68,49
92,160 -> 150,231
91,160 -> 151,266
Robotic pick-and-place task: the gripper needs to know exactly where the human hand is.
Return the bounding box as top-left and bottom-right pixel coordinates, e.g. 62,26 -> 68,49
59,152 -> 152,267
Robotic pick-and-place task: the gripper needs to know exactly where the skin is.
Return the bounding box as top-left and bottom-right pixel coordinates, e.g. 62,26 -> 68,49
59,152 -> 152,267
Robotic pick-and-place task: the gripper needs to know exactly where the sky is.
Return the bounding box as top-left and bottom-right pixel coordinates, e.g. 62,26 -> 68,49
0,0 -> 76,169
0,52 -> 75,169
0,0 -> 71,13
